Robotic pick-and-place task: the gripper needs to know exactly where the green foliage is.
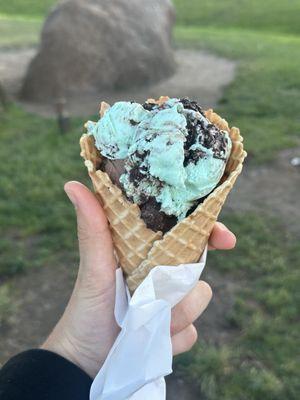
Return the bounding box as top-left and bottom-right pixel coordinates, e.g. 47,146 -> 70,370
175,27 -> 300,161
174,0 -> 300,36
0,105 -> 89,276
175,214 -> 300,399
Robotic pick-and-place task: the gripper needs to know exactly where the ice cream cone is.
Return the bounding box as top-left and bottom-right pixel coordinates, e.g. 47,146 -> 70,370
80,99 -> 246,291
80,133 -> 163,275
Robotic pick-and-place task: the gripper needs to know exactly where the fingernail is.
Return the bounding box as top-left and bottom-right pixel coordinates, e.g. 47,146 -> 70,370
218,222 -> 229,232
65,187 -> 78,207
218,222 -> 236,242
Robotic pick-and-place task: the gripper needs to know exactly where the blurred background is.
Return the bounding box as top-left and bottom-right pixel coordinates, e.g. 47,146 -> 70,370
0,1 -> 299,399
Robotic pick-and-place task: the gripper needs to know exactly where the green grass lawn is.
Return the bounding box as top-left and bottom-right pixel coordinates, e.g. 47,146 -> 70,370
175,214 -> 300,399
0,0 -> 55,17
0,0 -> 299,399
0,16 -> 41,47
1,0 -> 300,36
0,106 -> 88,278
174,0 -> 300,36
175,26 -> 300,161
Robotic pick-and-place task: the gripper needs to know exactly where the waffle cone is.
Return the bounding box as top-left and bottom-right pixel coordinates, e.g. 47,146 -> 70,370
80,100 -> 246,291
80,133 -> 163,275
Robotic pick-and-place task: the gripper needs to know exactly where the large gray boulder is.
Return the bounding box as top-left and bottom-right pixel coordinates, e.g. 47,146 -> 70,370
21,0 -> 176,102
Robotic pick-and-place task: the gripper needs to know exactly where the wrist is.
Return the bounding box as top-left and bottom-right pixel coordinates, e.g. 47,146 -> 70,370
42,329 -> 100,378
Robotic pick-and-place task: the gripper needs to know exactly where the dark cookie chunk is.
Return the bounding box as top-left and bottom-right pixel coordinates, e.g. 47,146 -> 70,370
183,99 -> 228,165
101,158 -> 126,188
128,165 -> 146,188
180,97 -> 204,114
140,197 -> 177,233
142,102 -> 157,111
127,150 -> 150,188
199,123 -> 228,161
184,148 -> 207,166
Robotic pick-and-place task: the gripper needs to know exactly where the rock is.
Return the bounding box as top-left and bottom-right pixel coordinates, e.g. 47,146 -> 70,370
21,0 -> 176,103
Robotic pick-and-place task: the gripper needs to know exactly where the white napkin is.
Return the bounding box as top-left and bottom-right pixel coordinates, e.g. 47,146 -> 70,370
90,249 -> 207,400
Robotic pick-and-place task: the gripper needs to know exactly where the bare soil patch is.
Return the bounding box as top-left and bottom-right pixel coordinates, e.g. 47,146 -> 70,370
225,148 -> 300,238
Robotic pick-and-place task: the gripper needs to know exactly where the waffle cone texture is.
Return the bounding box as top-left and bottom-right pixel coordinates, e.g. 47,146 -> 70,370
80,99 -> 246,291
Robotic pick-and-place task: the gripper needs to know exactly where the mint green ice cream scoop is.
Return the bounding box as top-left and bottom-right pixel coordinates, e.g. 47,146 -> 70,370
86,97 -> 232,232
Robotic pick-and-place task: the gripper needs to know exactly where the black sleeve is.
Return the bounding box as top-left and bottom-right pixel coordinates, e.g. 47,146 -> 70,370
0,349 -> 92,400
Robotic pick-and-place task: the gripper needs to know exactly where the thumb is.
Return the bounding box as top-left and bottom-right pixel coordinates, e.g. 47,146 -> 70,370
64,181 -> 117,281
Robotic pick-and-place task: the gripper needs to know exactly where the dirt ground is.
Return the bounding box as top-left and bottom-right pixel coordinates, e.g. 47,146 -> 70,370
1,46 -> 300,399
227,148 -> 300,238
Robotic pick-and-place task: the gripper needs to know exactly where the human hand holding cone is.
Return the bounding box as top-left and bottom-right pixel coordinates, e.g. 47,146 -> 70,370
80,97 -> 246,292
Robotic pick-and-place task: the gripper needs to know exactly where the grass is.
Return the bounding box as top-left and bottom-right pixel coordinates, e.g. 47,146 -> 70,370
0,1 -> 55,17
175,214 -> 300,400
0,105 -> 89,278
0,0 -> 53,48
175,26 -> 300,161
1,0 -> 300,36
0,16 -> 41,47
174,0 -> 300,36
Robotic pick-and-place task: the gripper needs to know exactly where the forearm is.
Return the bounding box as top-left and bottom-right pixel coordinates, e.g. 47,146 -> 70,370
0,349 -> 92,400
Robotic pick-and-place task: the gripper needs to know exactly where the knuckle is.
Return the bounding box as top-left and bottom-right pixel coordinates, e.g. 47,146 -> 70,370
185,325 -> 198,350
171,283 -> 213,337
77,224 -> 106,244
77,227 -> 93,244
199,281 -> 213,301
171,304 -> 190,335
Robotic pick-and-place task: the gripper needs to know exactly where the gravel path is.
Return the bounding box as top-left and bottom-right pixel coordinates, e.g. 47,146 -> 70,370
0,48 -> 36,96
0,48 -> 236,116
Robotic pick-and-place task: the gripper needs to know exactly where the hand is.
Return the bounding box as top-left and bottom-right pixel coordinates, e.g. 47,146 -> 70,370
42,182 -> 236,377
